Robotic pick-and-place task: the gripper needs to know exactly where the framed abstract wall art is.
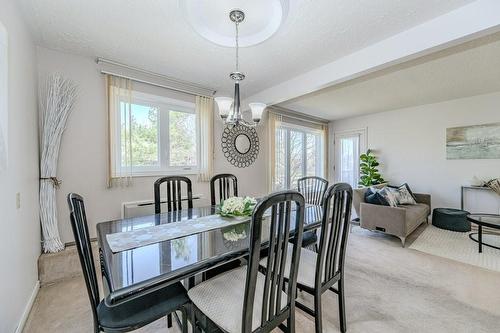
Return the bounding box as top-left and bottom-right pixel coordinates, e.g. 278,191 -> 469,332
446,122 -> 500,159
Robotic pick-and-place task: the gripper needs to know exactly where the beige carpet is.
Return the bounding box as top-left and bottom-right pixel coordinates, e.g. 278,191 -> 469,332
24,226 -> 500,333
410,225 -> 500,272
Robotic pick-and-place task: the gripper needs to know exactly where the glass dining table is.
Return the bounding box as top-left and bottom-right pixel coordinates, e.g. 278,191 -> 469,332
97,204 -> 323,306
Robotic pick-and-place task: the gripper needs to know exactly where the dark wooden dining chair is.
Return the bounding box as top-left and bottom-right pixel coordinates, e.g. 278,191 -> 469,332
297,176 -> 329,250
187,190 -> 306,333
153,176 -> 193,327
210,173 -> 238,206
154,176 -> 193,214
294,183 -> 353,333
67,193 -> 190,333
297,176 -> 329,206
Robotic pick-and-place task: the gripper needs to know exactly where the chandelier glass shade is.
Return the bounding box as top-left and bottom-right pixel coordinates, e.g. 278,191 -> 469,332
215,9 -> 266,127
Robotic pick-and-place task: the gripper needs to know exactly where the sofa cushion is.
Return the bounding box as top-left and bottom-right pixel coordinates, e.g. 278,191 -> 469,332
389,183 -> 417,205
378,187 -> 399,207
403,203 -> 430,225
364,187 -> 387,205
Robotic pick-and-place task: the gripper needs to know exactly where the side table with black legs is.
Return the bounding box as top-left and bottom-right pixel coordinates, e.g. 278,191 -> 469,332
466,214 -> 500,253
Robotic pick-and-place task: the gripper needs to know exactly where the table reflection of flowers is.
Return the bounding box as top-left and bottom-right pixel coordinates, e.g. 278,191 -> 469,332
222,223 -> 248,242
171,238 -> 190,261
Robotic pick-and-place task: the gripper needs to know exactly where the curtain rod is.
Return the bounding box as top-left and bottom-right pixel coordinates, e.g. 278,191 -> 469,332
97,57 -> 217,98
268,106 -> 330,125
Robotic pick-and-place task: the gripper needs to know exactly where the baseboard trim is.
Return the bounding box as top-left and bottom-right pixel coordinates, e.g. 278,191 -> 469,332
15,280 -> 40,333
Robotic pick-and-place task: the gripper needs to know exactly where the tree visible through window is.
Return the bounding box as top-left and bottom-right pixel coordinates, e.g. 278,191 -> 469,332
274,124 -> 324,190
121,103 -> 159,167
169,110 -> 197,167
116,93 -> 198,176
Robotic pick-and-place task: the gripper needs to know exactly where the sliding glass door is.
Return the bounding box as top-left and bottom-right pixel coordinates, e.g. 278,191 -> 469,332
275,124 -> 325,190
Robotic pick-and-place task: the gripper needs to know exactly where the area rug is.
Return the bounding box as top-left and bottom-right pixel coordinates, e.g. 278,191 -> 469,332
409,225 -> 500,272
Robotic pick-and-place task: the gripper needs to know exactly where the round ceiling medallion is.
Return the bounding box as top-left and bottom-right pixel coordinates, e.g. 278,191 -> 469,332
179,0 -> 288,47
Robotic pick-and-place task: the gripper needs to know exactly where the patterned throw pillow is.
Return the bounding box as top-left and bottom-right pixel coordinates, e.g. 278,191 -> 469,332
378,187 -> 399,207
389,183 -> 417,205
364,187 -> 387,205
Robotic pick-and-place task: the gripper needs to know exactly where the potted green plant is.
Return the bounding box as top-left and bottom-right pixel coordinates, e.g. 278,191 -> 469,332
359,149 -> 386,187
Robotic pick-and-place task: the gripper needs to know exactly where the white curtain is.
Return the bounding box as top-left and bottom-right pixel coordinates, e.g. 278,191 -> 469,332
321,123 -> 329,180
268,112 -> 282,192
39,74 -> 77,253
196,96 -> 214,182
107,75 -> 133,187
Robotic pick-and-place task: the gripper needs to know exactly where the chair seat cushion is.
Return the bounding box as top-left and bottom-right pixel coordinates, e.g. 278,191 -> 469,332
300,230 -> 318,248
97,281 -> 188,330
260,244 -> 318,289
187,266 -> 287,333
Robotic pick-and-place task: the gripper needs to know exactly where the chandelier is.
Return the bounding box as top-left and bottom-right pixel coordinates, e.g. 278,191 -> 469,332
215,9 -> 266,127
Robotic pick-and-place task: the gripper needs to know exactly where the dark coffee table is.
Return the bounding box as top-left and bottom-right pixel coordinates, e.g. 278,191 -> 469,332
466,214 -> 500,253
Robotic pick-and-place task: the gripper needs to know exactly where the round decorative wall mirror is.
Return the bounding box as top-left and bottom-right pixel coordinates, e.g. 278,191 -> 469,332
221,124 -> 259,168
235,134 -> 251,154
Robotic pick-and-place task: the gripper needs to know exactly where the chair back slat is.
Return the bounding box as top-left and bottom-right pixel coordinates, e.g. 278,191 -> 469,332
298,176 -> 329,206
67,193 -> 100,328
210,173 -> 238,206
316,183 -> 352,288
243,190 -> 305,333
154,176 -> 193,214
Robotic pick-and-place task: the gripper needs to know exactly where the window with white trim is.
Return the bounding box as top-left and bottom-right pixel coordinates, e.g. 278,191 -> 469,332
274,123 -> 325,190
115,92 -> 198,176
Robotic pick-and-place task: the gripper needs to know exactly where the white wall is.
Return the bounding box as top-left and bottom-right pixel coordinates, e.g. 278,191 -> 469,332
36,47 -> 269,243
0,0 -> 40,331
331,92 -> 500,213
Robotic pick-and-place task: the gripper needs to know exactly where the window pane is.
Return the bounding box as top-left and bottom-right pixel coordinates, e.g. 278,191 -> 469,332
306,133 -> 318,176
169,110 -> 197,167
123,102 -> 159,167
339,136 -> 359,187
274,127 -> 287,190
289,130 -> 304,188
274,124 -> 325,190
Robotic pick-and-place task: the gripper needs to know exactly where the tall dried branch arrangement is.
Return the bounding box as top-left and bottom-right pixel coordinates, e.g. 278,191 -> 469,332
39,74 -> 77,253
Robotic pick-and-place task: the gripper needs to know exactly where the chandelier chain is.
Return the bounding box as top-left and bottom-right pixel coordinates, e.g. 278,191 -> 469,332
235,21 -> 239,73
216,9 -> 264,128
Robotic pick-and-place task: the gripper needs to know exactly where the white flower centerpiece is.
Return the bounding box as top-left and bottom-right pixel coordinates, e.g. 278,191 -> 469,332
217,196 -> 257,242
217,196 -> 257,218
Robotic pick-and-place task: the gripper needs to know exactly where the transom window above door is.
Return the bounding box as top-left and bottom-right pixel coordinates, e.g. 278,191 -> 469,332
113,92 -> 198,177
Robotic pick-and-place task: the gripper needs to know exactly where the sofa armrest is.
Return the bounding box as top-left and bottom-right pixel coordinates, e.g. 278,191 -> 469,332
360,202 -> 407,236
414,193 -> 431,210
352,184 -> 387,218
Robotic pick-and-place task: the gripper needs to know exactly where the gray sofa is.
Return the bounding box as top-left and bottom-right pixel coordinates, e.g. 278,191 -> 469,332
353,185 -> 431,247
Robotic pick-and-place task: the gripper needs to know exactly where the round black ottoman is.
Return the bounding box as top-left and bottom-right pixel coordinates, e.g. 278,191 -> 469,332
432,208 -> 470,232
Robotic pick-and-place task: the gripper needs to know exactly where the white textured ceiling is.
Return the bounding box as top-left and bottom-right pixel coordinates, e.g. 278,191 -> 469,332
278,32 -> 500,120
17,0 -> 474,98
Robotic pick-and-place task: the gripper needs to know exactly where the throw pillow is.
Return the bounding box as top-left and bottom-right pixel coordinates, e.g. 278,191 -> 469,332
365,187 -> 389,206
389,183 -> 417,205
378,187 -> 399,207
